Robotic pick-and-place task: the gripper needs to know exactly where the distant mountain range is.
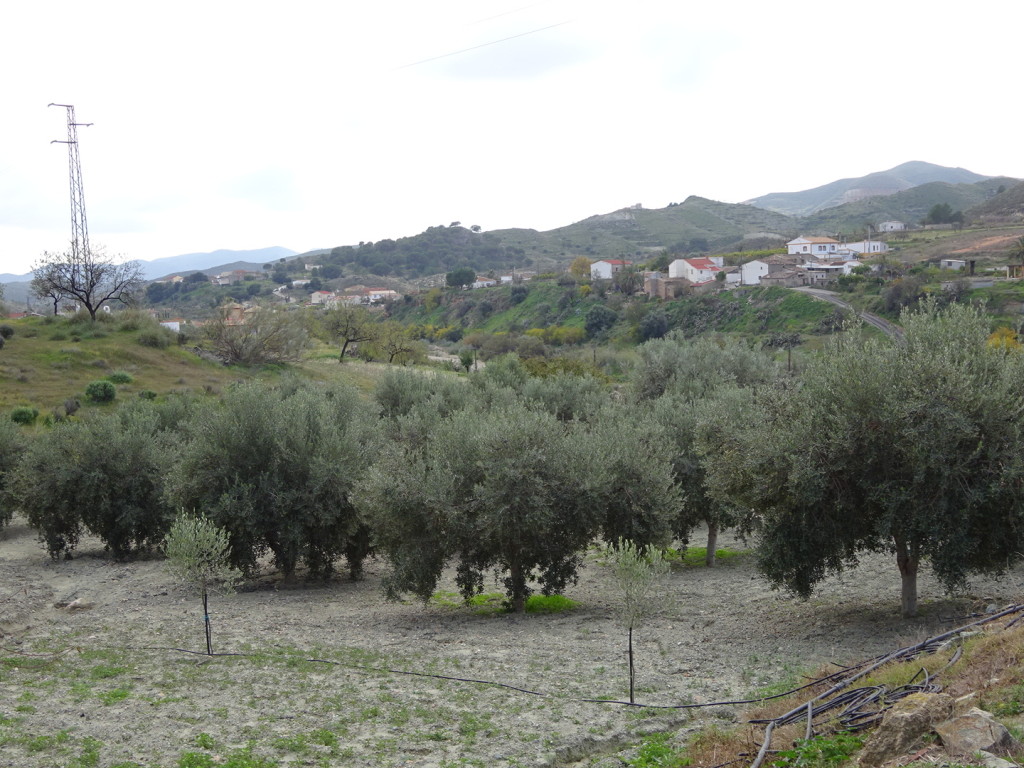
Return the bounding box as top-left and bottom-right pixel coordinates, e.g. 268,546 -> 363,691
743,161 -> 995,216
138,246 -> 300,280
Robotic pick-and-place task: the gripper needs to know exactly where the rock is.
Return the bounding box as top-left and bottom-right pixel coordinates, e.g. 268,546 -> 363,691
858,692 -> 954,768
65,598 -> 95,611
934,707 -> 1021,757
954,693 -> 980,716
977,750 -> 1019,768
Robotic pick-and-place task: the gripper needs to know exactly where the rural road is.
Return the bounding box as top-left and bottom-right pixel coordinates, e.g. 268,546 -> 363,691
793,286 -> 903,338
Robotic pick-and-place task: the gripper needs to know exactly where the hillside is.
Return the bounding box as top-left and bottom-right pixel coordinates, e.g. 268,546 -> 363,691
801,177 -> 1014,234
745,160 -> 995,216
968,179 -> 1024,223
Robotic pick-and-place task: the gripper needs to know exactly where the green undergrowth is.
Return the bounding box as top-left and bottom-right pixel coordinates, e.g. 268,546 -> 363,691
769,731 -> 864,768
665,546 -> 747,568
430,590 -> 579,614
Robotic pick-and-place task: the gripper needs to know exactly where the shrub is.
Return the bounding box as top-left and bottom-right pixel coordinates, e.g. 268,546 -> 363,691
138,329 -> 172,348
85,380 -> 117,403
64,398 -> 81,416
138,390 -> 158,400
11,407 -> 39,425
107,371 -> 134,385
7,405 -> 176,558
0,325 -> 14,339
0,336 -> 4,351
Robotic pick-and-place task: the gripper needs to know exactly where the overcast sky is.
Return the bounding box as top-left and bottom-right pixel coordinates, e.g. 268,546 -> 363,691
2,0 -> 1021,276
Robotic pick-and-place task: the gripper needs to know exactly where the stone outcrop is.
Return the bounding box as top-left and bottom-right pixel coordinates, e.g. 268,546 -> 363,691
858,692 -> 954,768
934,707 -> 1022,758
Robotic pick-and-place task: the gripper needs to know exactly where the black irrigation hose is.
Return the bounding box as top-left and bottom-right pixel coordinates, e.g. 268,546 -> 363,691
121,644 -> 867,711
7,603 -> 1023,724
747,603 -> 1024,768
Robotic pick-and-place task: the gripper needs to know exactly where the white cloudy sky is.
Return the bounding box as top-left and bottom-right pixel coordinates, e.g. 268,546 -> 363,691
1,0 -> 1021,275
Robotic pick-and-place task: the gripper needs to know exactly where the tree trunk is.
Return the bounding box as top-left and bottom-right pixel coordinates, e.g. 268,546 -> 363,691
628,625 -> 635,704
509,561 -> 527,613
705,521 -> 719,567
338,340 -> 350,362
894,536 -> 919,618
202,584 -> 213,655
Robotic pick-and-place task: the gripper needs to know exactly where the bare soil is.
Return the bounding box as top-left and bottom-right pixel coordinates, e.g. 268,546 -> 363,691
2,518 -> 1022,768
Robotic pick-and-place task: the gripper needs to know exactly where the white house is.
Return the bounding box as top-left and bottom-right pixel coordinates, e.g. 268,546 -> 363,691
310,290 -> 335,305
590,259 -> 632,280
840,240 -> 889,256
940,258 -> 967,271
878,221 -> 906,232
668,256 -> 724,282
740,259 -> 770,286
366,288 -> 400,303
471,279 -> 497,289
787,237 -> 840,257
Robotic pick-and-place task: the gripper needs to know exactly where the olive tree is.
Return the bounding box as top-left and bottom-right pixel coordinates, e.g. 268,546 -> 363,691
359,402 -> 602,612
608,540 -> 669,704
164,512 -> 241,655
634,334 -> 781,563
166,380 -> 379,580
0,419 -> 26,532
705,301 -> 1024,617
8,403 -> 177,558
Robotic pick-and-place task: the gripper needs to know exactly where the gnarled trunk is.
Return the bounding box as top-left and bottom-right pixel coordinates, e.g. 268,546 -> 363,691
509,560 -> 527,613
705,520 -> 719,567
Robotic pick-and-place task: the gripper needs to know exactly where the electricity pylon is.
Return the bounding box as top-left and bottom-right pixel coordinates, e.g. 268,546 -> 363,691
49,103 -> 93,259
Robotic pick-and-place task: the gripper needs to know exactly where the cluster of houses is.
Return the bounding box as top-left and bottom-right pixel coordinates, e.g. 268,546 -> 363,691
305,286 -> 401,307
591,236 -> 892,299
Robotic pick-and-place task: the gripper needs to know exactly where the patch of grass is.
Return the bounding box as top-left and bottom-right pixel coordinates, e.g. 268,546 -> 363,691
665,546 -> 747,568
628,733 -> 690,767
458,711 -> 494,742
195,732 -> 217,750
769,731 -> 863,768
525,594 -> 580,613
89,663 -> 127,680
98,687 -> 131,705
70,736 -> 103,768
430,590 -> 579,614
25,729 -> 72,753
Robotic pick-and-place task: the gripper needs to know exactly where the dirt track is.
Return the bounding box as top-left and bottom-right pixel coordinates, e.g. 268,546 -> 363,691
2,518 -> 1023,767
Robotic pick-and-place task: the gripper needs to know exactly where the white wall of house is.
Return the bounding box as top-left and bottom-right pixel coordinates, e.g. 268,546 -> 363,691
590,260 -> 630,280
668,257 -> 722,282
741,260 -> 769,285
842,240 -> 889,255
787,237 -> 839,256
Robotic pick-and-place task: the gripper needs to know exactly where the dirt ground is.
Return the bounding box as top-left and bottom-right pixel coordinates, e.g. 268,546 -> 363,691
2,517 -> 1023,768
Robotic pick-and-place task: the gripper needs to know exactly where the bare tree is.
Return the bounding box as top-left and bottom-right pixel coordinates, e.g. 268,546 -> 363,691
320,305 -> 376,362
203,305 -> 310,365
30,268 -> 65,316
32,246 -> 144,320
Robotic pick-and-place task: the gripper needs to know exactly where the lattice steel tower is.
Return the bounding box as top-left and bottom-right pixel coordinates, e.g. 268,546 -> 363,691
49,103 -> 93,259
